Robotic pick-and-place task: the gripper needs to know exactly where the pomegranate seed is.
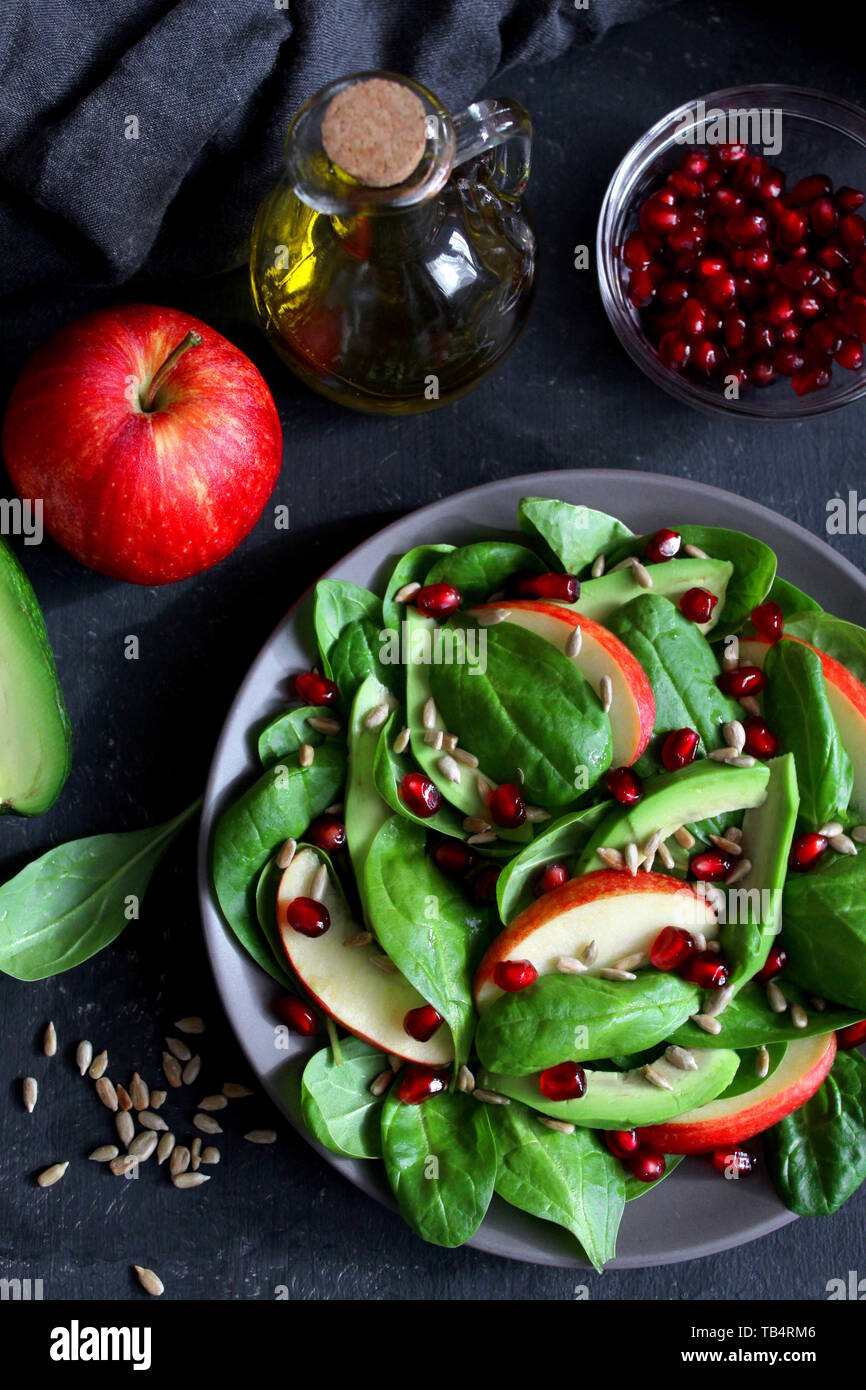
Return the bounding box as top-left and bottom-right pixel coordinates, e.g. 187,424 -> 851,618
779,259 -> 818,291
837,187 -> 865,212
668,221 -> 704,255
805,321 -> 842,358
605,1129 -> 640,1158
750,356 -> 775,388
712,1149 -> 758,1177
717,142 -> 748,164
726,211 -> 768,246
774,345 -> 806,377
776,208 -> 808,246
680,300 -> 708,337
640,195 -> 680,238
432,839 -> 477,878
760,170 -> 785,202
605,766 -> 644,806
471,864 -> 501,905
817,242 -> 849,272
748,318 -> 775,354
680,151 -> 709,177
680,587 -> 718,623
810,196 -> 838,237
778,321 -> 802,343
689,850 -> 732,882
494,959 -> 538,992
751,600 -> 783,642
415,583 -> 461,619
836,336 -> 864,370
679,949 -> 730,989
667,170 -> 703,200
658,331 -> 691,370
733,155 -> 767,195
767,289 -> 794,325
538,1061 -> 586,1102
697,255 -> 728,280
837,1019 -> 866,1050
658,277 -> 690,307
745,246 -> 774,275
645,527 -> 682,563
661,726 -> 700,771
796,292 -> 823,320
509,571 -> 578,602
534,862 -> 569,896
789,831 -> 829,871
791,174 -> 832,205
623,232 -> 652,270
275,995 -> 318,1036
723,310 -> 748,350
718,665 -> 767,697
294,671 -> 338,706
651,925 -> 696,971
792,365 -> 831,396
400,772 -> 441,818
691,339 -> 721,375
628,1149 -> 666,1183
705,272 -> 737,309
307,813 -> 347,853
711,186 -> 744,217
396,1065 -> 450,1104
840,214 -> 866,252
755,943 -> 787,982
403,1004 -> 443,1042
628,268 -> 656,308
286,896 -> 330,938
742,715 -> 779,759
488,782 -> 525,829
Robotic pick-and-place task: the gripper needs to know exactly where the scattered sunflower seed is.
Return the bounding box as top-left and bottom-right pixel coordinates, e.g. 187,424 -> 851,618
194,1113 -> 222,1135
115,1112 -> 135,1148
581,940 -> 598,966
198,1095 -> 228,1112
566,626 -> 582,658
710,833 -> 742,856
43,1021 -> 57,1057
387,1054 -> 402,1072
591,555 -> 606,578
691,1013 -> 722,1035
299,742 -> 315,768
76,1041 -> 93,1077
791,1003 -> 809,1029
643,829 -> 663,860
726,825 -> 743,844
613,951 -> 647,972
89,1145 -> 120,1162
129,1131 -> 158,1161
170,1146 -> 191,1177
392,725 -> 411,754
665,1045 -> 698,1072
703,985 -> 735,1019
597,847 -> 624,870
476,774 -> 494,801
475,607 -> 509,626
95,1077 -> 119,1112
600,675 -> 613,713
422,697 -> 438,730
767,981 -> 787,1014
657,841 -> 675,870
641,1064 -> 674,1092
311,863 -> 329,900
755,1046 -> 771,1079
456,1065 -> 475,1094
201,1147 -> 220,1165
453,747 -> 479,768
364,701 -> 391,731
37,1161 -> 69,1188
172,1173 -> 210,1189
830,832 -> 858,856
369,953 -> 399,974
722,646 -> 740,672
150,1089 -> 167,1110
343,931 -> 373,948
438,753 -> 461,784
693,931 -> 707,953
538,1116 -> 576,1135
369,1071 -> 393,1097
739,695 -> 761,717
819,821 -> 844,838
674,826 -> 695,850
324,802 -> 344,816
138,1111 -> 168,1132
424,729 -> 444,750
22,1077 -> 37,1113
393,581 -> 421,603
683,543 -> 709,559
811,997 -> 827,1012
442,732 -> 458,753
625,842 -> 640,876
473,1089 -> 510,1106
276,838 -> 297,869
174,1017 -> 205,1035
307,715 -> 341,735
467,830 -> 498,845
156,1133 -> 175,1165
463,816 -> 491,833
166,1035 -> 192,1063
162,1053 -> 182,1088
705,939 -> 721,954
129,1073 -> 149,1111
709,746 -> 739,763
525,806 -> 551,823
599,967 -> 637,982
730,754 -> 757,769
556,955 -> 587,975
723,720 -> 746,752
632,559 -> 653,590
109,1154 -> 138,1177
851,825 -> 866,845
190,1137 -> 202,1170
134,1266 -> 164,1297
245,1129 -> 277,1144
116,1084 -> 133,1112
725,857 -> 752,885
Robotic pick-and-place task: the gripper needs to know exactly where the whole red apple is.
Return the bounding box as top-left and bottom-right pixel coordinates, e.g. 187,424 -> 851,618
2,305 -> 283,584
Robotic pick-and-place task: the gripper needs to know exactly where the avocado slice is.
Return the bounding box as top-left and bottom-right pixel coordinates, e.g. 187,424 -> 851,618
345,674 -> 393,883
479,1047 -> 740,1127
0,539 -> 71,815
574,760 -> 770,876
575,557 -> 733,635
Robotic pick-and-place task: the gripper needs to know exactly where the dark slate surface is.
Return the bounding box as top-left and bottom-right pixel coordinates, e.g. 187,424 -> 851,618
1,0 -> 864,1301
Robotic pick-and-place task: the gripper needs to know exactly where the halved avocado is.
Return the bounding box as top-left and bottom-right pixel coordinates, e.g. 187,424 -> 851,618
479,1047 -> 740,1127
0,539 -> 71,815
574,759 -> 770,875
574,557 -> 733,635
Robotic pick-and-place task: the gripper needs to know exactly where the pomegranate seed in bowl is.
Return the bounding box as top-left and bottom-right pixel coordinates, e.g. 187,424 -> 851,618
432,840 -> 477,878
307,813 -> 347,853
718,665 -> 766,698
750,601 -> 784,642
294,670 -> 339,706
689,850 -> 732,882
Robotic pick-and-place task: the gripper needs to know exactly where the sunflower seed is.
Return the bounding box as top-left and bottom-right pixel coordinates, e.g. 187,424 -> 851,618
453,747 -> 479,768
76,1041 -> 93,1077
516,767 -> 524,784
442,732 -> 458,753
830,832 -> 858,856
166,1035 -> 192,1062
726,825 -> 743,844
472,1089 -> 510,1106
730,754 -> 757,769
693,931 -> 707,952
475,607 -> 509,626
566,626 -> 582,658
393,581 -> 421,603
767,981 -> 787,1014
43,1021 -> 57,1057
109,1154 -> 138,1177
657,841 -> 675,869
556,955 -> 587,975
591,555 -> 605,578
138,1111 -> 168,1132
370,953 -> 399,973
89,1145 -> 120,1162
703,985 -> 735,1018
641,1064 -> 673,1092
387,1054 -> 402,1072
276,837 -> 297,869
245,1129 -> 277,1144
422,697 -> 438,730
600,675 -> 613,713
811,997 -> 827,1012
612,556 -> 636,573
613,951 -> 647,972
723,719 -> 746,751
194,1113 -> 222,1135
364,701 -> 390,731
709,746 -> 739,762
115,1112 -> 135,1147
150,1089 -> 167,1110
307,715 -> 341,735
36,1161 -> 68,1188
22,1077 -> 37,1113
463,816 -> 491,833
725,857 -> 752,885
129,1131 -> 158,1161
198,1095 -> 228,1112
625,841 -> 640,876
343,931 -> 373,948
116,1084 -> 133,1112
755,1045 -> 771,1079
190,1137 -> 202,1170
172,1173 -> 210,1189
424,728 -> 444,750
170,1146 -> 191,1177
581,940 -> 598,966
525,806 -> 551,825
134,1266 -> 164,1297
162,1053 -> 182,1088
174,1017 -> 205,1035
456,1065 -> 475,1094
596,847 -> 624,870
600,967 -> 637,981
643,850 -> 657,874
129,1073 -> 149,1111
722,646 -> 740,672
852,825 -> 866,845
683,543 -> 709,559
96,1077 -> 119,1111
156,1133 -> 175,1165
392,725 -> 411,754
739,695 -> 761,717
632,559 -> 653,590
819,821 -> 844,838
311,864 -> 329,900
643,829 -> 663,860
299,743 -> 315,768
674,826 -> 695,850
791,1003 -> 809,1029
369,1070 -> 393,1097
476,774 -> 494,801
691,1012 -> 722,1035
201,1146 -> 220,1165
710,834 -> 742,856
467,830 -> 498,845
324,802 -> 344,816
537,1115 -> 576,1135
438,754 -> 461,784
665,1045 -> 698,1071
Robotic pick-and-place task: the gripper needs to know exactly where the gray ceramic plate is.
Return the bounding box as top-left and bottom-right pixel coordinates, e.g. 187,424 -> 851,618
197,468 -> 866,1268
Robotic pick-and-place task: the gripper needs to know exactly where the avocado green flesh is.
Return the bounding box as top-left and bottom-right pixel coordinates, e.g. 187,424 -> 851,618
574,557 -> 733,634
480,1048 -> 740,1127
344,675 -> 393,883
0,540 -> 71,815
575,760 -> 770,875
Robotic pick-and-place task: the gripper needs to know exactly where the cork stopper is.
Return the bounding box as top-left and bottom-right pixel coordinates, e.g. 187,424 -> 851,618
321,78 -> 427,189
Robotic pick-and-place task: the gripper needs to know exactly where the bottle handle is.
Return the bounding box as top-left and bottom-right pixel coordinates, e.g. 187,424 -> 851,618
451,99 -> 532,200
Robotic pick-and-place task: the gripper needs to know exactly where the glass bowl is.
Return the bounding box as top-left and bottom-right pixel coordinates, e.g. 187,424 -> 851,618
597,85 -> 866,420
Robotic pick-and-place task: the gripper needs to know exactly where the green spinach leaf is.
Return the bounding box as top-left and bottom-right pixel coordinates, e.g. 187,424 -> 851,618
763,640 -> 852,828
766,1049 -> 866,1216
517,497 -> 632,574
767,577 -> 821,620
301,1038 -> 386,1158
382,544 -> 454,633
667,979 -> 861,1048
496,803 -> 609,923
783,850 -> 866,1013
257,705 -> 331,765
424,541 -> 544,603
624,1154 -> 683,1200
313,579 -> 398,710
374,708 -> 466,839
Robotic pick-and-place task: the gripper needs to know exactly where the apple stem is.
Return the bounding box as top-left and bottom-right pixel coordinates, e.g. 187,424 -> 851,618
140,330 -> 203,412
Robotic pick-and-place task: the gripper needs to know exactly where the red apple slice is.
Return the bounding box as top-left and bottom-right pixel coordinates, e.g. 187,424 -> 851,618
277,847 -> 453,1065
473,869 -> 717,1012
741,634 -> 866,814
470,600 -> 655,767
637,1032 -> 836,1153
